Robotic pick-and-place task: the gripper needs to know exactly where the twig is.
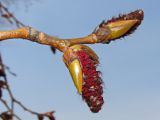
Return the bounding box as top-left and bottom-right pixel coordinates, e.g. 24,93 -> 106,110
0,26 -> 98,52
0,1 -> 25,27
0,98 -> 21,120
0,98 -> 11,111
0,53 -> 56,120
14,100 -> 39,115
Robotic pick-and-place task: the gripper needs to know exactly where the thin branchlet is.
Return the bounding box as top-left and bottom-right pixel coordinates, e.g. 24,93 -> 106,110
0,1 -> 25,27
0,53 -> 56,120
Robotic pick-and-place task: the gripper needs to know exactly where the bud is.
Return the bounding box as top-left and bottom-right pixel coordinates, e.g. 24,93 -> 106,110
0,88 -> 2,98
63,44 -> 104,113
93,9 -> 144,43
45,111 -> 56,120
0,64 -> 5,77
0,80 -> 6,98
0,112 -> 13,120
38,115 -> 44,120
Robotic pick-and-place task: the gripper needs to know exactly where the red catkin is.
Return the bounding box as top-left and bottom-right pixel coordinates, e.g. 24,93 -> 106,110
77,51 -> 104,113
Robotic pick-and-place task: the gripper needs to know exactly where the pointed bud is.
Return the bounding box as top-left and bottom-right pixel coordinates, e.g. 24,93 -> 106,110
68,59 -> 83,94
106,20 -> 138,40
93,9 -> 144,43
63,44 -> 104,113
63,47 -> 83,94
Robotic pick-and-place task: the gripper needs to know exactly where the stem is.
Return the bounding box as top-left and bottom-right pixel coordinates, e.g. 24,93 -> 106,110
0,27 -> 99,52
67,34 -> 98,46
4,75 -> 15,112
14,100 -> 39,115
0,53 -> 48,119
0,99 -> 21,120
0,98 -> 11,111
0,27 -> 70,52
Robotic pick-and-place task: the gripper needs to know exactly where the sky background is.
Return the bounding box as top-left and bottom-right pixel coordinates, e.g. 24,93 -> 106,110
0,0 -> 160,120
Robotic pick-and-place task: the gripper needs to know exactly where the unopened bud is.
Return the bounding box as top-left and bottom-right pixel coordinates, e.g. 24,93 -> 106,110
93,9 -> 144,43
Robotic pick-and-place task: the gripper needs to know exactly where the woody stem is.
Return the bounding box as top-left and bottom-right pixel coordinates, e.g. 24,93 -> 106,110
0,27 -> 99,52
0,27 -> 69,52
66,34 -> 98,46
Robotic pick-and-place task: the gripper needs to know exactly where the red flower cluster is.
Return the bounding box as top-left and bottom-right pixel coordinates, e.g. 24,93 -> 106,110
77,51 -> 104,113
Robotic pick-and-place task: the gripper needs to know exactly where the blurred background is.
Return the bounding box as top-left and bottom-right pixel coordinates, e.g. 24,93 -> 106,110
0,0 -> 160,120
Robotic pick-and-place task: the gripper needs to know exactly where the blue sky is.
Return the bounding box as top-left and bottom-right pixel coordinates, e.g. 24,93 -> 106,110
0,0 -> 160,120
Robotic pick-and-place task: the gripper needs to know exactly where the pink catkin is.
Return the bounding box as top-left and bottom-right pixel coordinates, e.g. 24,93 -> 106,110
77,51 -> 104,113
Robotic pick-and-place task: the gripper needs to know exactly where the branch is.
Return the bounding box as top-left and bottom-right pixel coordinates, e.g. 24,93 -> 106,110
0,1 -> 25,27
0,10 -> 144,53
0,27 -> 97,52
0,99 -> 21,120
0,53 -> 56,120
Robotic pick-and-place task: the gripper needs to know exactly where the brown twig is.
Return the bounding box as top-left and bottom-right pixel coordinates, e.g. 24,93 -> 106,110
0,53 -> 56,120
0,1 -> 25,27
0,99 -> 21,120
0,26 -> 98,52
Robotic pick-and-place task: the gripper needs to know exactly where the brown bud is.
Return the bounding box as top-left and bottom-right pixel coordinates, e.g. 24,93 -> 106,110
38,115 -> 44,120
0,88 -> 2,98
0,65 -> 5,77
45,111 -> 55,120
0,112 -> 13,120
0,80 -> 7,88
